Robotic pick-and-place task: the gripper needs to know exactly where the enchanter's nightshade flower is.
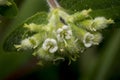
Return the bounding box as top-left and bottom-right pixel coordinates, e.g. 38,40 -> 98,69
83,32 -> 95,47
83,32 -> 102,47
56,25 -> 72,42
42,38 -> 58,53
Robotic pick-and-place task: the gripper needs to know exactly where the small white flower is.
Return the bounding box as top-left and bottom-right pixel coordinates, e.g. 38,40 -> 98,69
57,28 -> 63,34
83,32 -> 95,47
56,25 -> 72,42
62,25 -> 69,30
42,38 -> 58,53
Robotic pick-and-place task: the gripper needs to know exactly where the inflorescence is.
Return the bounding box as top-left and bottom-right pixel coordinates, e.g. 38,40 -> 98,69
14,0 -> 114,64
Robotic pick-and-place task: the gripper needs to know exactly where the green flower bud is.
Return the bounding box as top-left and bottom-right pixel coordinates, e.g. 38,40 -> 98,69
80,19 -> 94,31
92,17 -> 114,30
24,23 -> 44,32
70,9 -> 92,22
80,17 -> 114,31
14,34 -> 41,50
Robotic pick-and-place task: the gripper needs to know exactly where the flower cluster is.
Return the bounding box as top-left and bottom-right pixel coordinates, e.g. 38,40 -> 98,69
14,3 -> 114,64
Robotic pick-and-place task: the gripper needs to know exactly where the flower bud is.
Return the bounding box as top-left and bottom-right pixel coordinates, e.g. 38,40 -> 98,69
70,9 -> 92,22
15,34 -> 41,50
92,17 -> 114,30
80,17 -> 114,31
24,23 -> 44,32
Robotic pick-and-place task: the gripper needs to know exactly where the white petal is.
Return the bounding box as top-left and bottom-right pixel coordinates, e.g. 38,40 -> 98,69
42,38 -> 51,50
49,46 -> 58,53
84,42 -> 92,48
83,32 -> 94,47
50,39 -> 57,45
57,34 -> 63,42
67,30 -> 72,35
57,28 -> 63,34
62,25 -> 69,30
42,38 -> 58,53
65,35 -> 71,39
42,43 -> 47,50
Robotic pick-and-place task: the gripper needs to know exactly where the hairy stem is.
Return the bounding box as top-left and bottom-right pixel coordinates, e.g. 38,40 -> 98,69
47,0 -> 60,9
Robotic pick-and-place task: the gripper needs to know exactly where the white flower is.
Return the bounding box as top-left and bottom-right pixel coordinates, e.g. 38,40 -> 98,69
83,32 -> 95,47
42,38 -> 58,53
62,25 -> 69,30
83,32 -> 103,47
56,25 -> 72,42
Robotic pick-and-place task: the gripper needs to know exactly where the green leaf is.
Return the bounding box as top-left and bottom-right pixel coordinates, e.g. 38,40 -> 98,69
0,0 -> 18,18
59,0 -> 120,11
60,0 -> 120,27
91,6 -> 120,22
3,12 -> 48,52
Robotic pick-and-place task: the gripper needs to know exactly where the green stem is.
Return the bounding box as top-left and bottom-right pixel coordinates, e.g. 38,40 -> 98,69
47,0 -> 60,9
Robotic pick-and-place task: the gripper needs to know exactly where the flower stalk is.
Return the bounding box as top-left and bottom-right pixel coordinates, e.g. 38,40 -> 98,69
47,0 -> 60,9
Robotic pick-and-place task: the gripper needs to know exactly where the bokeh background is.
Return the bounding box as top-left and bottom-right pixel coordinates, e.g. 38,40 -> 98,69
0,0 -> 120,80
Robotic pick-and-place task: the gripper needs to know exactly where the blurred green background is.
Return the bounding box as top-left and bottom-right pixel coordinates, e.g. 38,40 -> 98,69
0,0 -> 120,80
